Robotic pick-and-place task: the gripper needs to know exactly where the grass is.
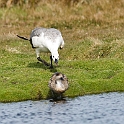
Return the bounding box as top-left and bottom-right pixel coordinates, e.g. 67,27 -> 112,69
0,0 -> 124,102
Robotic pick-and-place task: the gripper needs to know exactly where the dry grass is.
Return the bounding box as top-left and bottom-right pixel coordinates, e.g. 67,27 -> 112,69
0,0 -> 123,49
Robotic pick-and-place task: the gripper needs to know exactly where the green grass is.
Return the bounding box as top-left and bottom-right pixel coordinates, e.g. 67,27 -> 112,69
0,0 -> 124,102
0,38 -> 124,102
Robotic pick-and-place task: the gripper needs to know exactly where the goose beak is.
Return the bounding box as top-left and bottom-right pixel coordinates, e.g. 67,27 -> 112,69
55,59 -> 58,65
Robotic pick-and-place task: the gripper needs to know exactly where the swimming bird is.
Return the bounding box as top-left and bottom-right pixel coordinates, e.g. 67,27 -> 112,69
17,27 -> 64,68
48,72 -> 69,100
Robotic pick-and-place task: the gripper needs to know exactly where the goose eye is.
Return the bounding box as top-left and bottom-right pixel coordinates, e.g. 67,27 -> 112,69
53,56 -> 54,58
60,77 -> 64,80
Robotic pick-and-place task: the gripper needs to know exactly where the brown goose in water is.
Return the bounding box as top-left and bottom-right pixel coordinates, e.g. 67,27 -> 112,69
48,72 -> 69,99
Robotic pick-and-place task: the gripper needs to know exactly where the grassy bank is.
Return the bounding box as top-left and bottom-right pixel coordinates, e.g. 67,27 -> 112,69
0,0 -> 124,102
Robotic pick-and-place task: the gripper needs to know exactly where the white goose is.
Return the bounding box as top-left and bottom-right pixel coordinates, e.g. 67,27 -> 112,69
17,27 -> 64,68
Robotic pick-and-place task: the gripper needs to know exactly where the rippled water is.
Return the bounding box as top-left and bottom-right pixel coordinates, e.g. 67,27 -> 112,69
0,92 -> 124,124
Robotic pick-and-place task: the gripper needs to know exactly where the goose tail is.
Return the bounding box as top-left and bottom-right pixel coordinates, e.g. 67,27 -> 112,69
17,35 -> 30,41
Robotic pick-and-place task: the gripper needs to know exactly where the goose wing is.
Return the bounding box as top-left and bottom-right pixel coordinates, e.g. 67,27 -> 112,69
30,27 -> 47,39
30,28 -> 62,40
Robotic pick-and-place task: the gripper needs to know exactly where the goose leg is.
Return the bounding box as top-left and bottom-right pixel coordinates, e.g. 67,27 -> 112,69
51,90 -> 60,100
50,55 -> 53,68
36,49 -> 50,66
37,57 -> 50,66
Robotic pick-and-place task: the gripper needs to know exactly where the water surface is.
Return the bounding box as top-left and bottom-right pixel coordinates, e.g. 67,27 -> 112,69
0,92 -> 124,124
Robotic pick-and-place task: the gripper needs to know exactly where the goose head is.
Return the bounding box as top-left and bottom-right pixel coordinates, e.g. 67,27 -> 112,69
51,52 -> 59,64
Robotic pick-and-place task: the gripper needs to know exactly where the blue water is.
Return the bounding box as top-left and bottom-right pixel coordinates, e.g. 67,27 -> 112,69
0,92 -> 124,124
